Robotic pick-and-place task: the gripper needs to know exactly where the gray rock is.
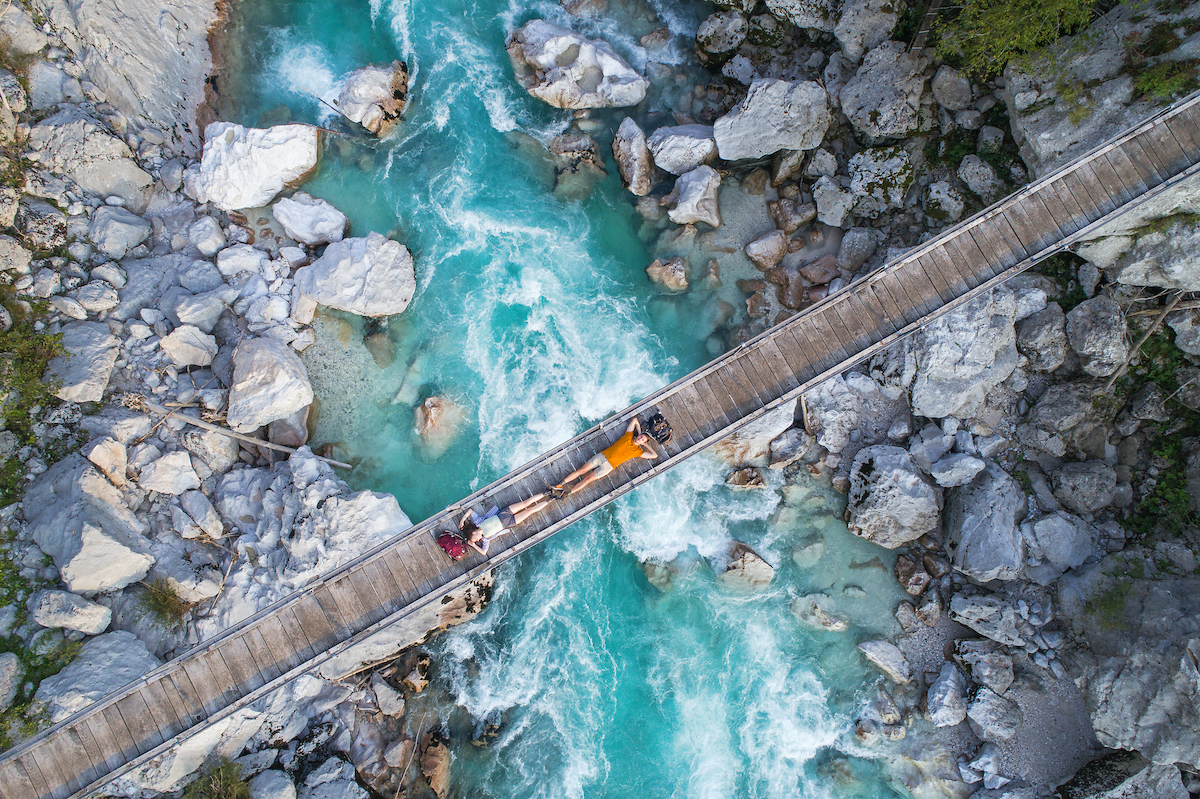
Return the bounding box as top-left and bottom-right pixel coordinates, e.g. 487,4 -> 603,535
834,0 -> 897,61
272,193 -> 347,245
923,180 -> 964,224
250,771 -> 296,799
647,124 -> 717,175
612,117 -> 653,196
299,757 -> 367,799
849,146 -> 913,217
713,79 -> 831,161
44,321 -> 120,403
836,227 -> 877,271
175,287 -> 235,333
506,20 -> 648,109
911,285 -> 1018,419
666,166 -> 721,227
160,324 -> 218,367
695,11 -> 748,65
1050,461 -> 1116,514
1016,301 -> 1067,371
1131,382 -> 1170,422
1022,511 -> 1096,585
88,206 -> 152,259
958,155 -> 1003,202
34,631 -> 161,723
927,661 -> 968,726
744,229 -> 788,270
805,148 -> 838,179
0,4 -> 48,56
183,427 -> 240,474
186,122 -> 321,211
0,653 -> 20,712
930,452 -> 986,487
294,232 -> 415,317
1108,215 -> 1200,292
954,639 -> 1014,694
27,108 -> 153,211
18,198 -> 68,251
804,371 -> 909,455
790,593 -> 848,631
857,639 -> 912,683
187,216 -> 226,256
840,42 -> 926,141
139,451 -> 201,495
1166,308 -> 1200,355
931,65 -> 972,111
28,589 -> 112,634
226,338 -> 314,433
1066,296 -> 1128,378
947,465 -> 1027,582
813,175 -> 855,227
967,687 -> 1022,741
181,490 -> 224,538
73,281 -> 120,314
847,445 -> 941,548
949,594 -> 1025,647
0,235 -> 32,274
765,0 -> 837,32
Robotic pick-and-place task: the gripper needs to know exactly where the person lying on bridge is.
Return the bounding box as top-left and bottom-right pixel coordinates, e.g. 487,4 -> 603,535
550,417 -> 659,498
458,492 -> 553,556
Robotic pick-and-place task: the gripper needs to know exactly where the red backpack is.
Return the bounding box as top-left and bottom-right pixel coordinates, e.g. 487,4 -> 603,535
437,532 -> 468,560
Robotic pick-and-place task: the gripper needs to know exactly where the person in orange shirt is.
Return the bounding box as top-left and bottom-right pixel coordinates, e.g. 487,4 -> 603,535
550,417 -> 659,498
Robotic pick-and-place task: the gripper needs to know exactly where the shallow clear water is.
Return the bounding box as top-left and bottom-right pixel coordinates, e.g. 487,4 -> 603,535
217,0 -> 913,795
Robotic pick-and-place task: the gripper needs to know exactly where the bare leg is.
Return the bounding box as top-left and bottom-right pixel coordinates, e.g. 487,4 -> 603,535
553,464 -> 594,490
510,496 -> 553,525
567,471 -> 602,496
508,492 -> 547,514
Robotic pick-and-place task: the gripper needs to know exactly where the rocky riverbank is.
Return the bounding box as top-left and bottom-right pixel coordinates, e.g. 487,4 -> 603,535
0,0 -> 1195,797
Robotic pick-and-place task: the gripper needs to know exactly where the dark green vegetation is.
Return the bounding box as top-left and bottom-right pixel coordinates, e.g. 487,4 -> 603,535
142,577 -> 191,628
934,0 -> 1095,78
184,759 -> 251,799
1037,253 -> 1089,310
1084,556 -> 1145,630
1123,21 -> 1200,100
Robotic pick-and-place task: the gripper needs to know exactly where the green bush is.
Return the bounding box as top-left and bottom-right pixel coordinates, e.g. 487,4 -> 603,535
141,578 -> 191,628
184,758 -> 250,799
935,0 -> 1095,79
1133,58 -> 1200,99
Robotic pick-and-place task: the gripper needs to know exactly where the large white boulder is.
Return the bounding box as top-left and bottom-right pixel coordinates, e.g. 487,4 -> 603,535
34,632 -> 161,722
847,445 -> 941,548
27,108 -> 154,211
335,61 -> 408,137
835,0 -> 899,61
44,321 -> 120,404
507,20 -> 647,109
160,324 -> 217,367
24,455 -> 153,594
713,79 -> 830,161
299,758 -> 366,799
226,338 -> 314,433
858,639 -> 912,683
186,122 -> 321,211
612,117 -> 653,196
840,42 -> 927,142
293,232 -> 415,317
88,206 -> 151,259
666,166 -> 722,227
139,451 -> 201,495
647,124 -> 717,176
927,662 -> 968,727
272,193 -> 347,245
28,589 -> 112,634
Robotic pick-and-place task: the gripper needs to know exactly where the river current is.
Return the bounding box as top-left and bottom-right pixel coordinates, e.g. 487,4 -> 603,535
216,0 -> 916,796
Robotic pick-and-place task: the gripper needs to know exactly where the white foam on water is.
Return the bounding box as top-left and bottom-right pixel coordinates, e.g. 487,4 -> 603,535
263,34 -> 340,122
427,19 -> 524,133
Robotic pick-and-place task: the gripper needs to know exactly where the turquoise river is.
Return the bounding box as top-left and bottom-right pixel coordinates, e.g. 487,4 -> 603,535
216,0 -> 919,796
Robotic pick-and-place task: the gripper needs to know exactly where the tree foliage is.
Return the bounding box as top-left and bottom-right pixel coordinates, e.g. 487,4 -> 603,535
936,0 -> 1095,79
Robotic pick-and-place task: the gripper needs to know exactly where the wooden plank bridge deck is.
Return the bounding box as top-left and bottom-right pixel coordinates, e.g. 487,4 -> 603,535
5,91 -> 1200,799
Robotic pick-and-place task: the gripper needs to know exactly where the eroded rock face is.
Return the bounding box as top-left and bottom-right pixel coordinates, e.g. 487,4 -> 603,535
847,445 -> 942,548
717,542 -> 775,591
34,631 -> 161,722
612,117 -> 653,196
226,338 -> 315,433
713,79 -> 830,161
765,0 -> 836,32
858,639 -> 912,683
506,20 -> 648,109
695,11 -> 748,66
186,122 -> 321,211
27,108 -> 154,211
946,465 -> 1027,583
294,232 -> 416,317
848,146 -> 913,217
711,400 -> 796,466
1107,216 -> 1200,292
910,286 -> 1018,419
840,42 -> 927,141
28,589 -> 112,634
336,61 -> 409,136
88,206 -> 151,259
927,662 -> 968,726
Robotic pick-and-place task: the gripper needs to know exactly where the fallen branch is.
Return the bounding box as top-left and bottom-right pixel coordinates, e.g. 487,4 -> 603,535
1127,299 -> 1200,317
128,394 -> 354,470
1103,291 -> 1185,393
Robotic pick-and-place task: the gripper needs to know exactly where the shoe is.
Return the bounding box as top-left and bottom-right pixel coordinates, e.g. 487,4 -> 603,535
548,484 -> 570,500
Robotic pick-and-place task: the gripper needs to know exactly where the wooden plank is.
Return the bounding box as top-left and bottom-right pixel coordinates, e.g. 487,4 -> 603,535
1002,195 -> 1057,253
50,726 -> 102,794
1162,114 -> 1200,165
826,301 -> 871,354
160,669 -> 205,730
254,612 -> 308,673
766,328 -> 817,384
926,245 -> 974,295
30,735 -> 75,798
1035,181 -> 1086,237
394,538 -> 441,594
113,693 -> 165,754
994,200 -> 1042,256
732,351 -> 776,405
1077,158 -> 1126,214
140,672 -> 188,738
691,374 -> 737,429
360,558 -> 405,614
80,714 -> 126,772
376,546 -> 424,605
940,236 -> 988,292
1138,122 -> 1191,172
711,364 -> 759,416
217,635 -> 265,695
806,307 -> 853,362
68,721 -> 108,786
756,337 -> 801,395
311,582 -> 356,632
910,253 -> 958,303
180,658 -> 225,716
1125,133 -> 1171,182
335,573 -> 379,628
0,758 -> 40,799
240,625 -> 284,683
11,756 -> 52,799
650,393 -> 700,449
673,382 -> 719,440
409,536 -> 456,591
291,593 -> 343,652
1057,168 -> 1105,220
1103,144 -> 1155,194
99,703 -> 140,761
978,212 -> 1029,267
777,318 -> 831,375
843,289 -> 893,344
865,277 -> 907,329
879,266 -> 934,322
200,648 -> 242,707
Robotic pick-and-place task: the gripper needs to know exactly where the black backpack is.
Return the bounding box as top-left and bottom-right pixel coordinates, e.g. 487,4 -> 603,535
644,412 -> 672,444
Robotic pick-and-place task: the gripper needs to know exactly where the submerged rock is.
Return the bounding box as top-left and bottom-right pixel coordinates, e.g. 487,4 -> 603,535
414,396 -> 466,459
612,117 -> 653,196
858,639 -> 912,684
717,542 -> 775,591
506,20 -> 648,109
